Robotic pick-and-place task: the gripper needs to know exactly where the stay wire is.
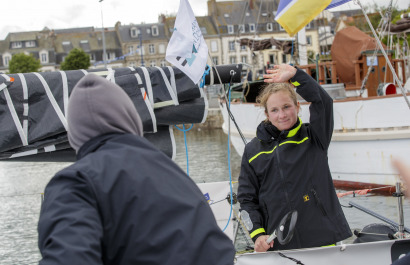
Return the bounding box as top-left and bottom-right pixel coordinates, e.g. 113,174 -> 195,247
223,75 -> 235,233
207,50 -> 248,145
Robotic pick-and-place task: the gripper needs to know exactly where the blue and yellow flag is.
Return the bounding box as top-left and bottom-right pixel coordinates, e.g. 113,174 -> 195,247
275,0 -> 351,36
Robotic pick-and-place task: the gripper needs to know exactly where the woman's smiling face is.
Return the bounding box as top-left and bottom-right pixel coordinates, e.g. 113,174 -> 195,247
265,90 -> 300,131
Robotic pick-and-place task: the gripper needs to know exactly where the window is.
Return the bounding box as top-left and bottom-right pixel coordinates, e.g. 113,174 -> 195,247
146,28 -> 151,34
89,53 -> 96,62
40,50 -> 48,63
150,60 -> 156,67
241,56 -> 247,64
139,46 -> 145,55
306,22 -> 311,29
282,53 -> 287,63
3,53 -> 11,66
25,41 -> 36,48
227,25 -> 234,34
107,52 -> 116,60
212,57 -> 218,65
230,56 -> 236,64
149,44 -> 155,54
200,27 -> 207,35
306,35 -> 312,46
211,41 -> 218,52
249,24 -> 255,33
267,23 -> 273,32
158,44 -> 165,54
239,24 -> 245,33
160,59 -> 166,67
241,45 -> 247,51
128,46 -> 134,54
11,42 -> 22,49
269,54 -> 275,65
130,27 -> 139,38
279,24 -> 285,31
152,26 -> 159,36
229,41 -> 235,52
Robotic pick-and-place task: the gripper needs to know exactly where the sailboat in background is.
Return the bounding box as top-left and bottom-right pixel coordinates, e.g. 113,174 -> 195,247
220,0 -> 410,193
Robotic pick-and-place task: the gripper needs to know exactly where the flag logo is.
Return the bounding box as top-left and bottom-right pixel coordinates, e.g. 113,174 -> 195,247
166,0 -> 208,84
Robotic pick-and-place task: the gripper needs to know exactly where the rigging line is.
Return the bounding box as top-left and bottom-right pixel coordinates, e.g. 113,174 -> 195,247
278,252 -> 305,265
356,0 -> 410,108
174,124 -> 193,175
251,0 -> 264,52
207,50 -> 248,145
223,79 -> 235,233
231,208 -> 253,248
235,1 -> 249,40
360,13 -> 389,94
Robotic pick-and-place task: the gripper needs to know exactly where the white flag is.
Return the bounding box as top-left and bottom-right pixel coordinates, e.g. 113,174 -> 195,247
166,0 -> 208,85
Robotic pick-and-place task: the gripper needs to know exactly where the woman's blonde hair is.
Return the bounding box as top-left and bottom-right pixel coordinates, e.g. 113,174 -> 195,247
256,82 -> 298,114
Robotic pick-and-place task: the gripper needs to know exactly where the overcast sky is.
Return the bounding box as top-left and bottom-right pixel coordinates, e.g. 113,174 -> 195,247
1,0 -> 408,39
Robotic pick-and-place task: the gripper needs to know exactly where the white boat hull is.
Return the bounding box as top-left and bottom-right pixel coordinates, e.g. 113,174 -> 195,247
235,239 -> 410,265
221,94 -> 410,190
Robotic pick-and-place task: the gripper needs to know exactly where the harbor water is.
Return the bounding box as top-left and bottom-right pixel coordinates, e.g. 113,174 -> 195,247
1,128 -> 410,264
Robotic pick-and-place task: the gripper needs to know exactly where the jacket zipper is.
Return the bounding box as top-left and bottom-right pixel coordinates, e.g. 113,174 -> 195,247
276,135 -> 301,248
275,138 -> 291,211
311,188 -> 328,216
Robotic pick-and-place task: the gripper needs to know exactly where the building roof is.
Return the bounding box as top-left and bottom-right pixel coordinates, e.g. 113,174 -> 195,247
116,23 -> 167,43
54,29 -> 119,53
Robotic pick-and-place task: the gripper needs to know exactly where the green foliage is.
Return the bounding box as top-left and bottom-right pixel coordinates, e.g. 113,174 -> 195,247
60,48 -> 91,70
8,53 -> 41,74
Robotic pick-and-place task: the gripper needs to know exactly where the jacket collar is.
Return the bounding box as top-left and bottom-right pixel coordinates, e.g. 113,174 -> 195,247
257,117 -> 303,142
76,133 -> 122,160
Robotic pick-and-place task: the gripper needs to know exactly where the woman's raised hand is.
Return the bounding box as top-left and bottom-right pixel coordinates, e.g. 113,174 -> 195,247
263,64 -> 297,83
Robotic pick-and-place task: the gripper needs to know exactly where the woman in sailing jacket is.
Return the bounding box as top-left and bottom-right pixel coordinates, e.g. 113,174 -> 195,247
238,64 -> 352,252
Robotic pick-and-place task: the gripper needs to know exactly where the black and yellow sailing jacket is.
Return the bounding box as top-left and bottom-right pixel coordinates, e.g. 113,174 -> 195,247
238,68 -> 352,250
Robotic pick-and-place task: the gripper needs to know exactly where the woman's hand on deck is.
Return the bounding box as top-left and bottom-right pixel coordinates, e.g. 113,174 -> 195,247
254,235 -> 274,252
263,64 -> 297,83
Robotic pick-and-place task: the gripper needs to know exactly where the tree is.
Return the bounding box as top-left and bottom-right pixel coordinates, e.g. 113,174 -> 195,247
60,48 -> 91,70
8,53 -> 41,74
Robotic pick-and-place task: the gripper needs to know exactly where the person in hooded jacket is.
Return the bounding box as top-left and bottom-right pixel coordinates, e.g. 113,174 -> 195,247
237,64 -> 352,252
37,74 -> 235,265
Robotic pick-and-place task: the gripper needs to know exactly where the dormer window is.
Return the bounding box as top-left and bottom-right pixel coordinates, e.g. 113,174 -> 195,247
249,24 -> 255,32
11,41 -> 22,49
25,41 -> 36,48
262,13 -> 268,16
130,27 -> 139,38
227,25 -> 234,34
239,24 -> 245,33
152,25 -> 159,36
267,23 -> 273,32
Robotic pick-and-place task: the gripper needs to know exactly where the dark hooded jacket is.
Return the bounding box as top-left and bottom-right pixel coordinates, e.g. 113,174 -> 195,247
38,74 -> 235,265
238,68 -> 352,250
